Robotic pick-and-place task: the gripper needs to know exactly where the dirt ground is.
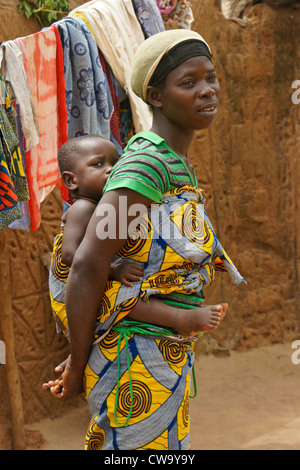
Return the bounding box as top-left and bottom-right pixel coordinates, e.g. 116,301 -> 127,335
21,342 -> 300,451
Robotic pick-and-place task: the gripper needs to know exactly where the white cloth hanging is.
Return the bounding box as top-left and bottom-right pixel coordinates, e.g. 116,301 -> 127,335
220,0 -> 258,20
69,0 -> 152,133
0,41 -> 39,152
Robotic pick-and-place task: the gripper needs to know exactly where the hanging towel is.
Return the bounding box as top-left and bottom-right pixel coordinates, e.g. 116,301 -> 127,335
9,104 -> 31,231
156,0 -> 177,16
70,0 -> 152,133
14,25 -> 68,231
55,16 -> 122,154
157,0 -> 194,30
0,41 -> 39,152
131,0 -> 165,38
0,76 -> 29,231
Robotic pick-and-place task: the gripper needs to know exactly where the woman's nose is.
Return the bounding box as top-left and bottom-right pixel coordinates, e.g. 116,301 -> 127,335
198,85 -> 215,98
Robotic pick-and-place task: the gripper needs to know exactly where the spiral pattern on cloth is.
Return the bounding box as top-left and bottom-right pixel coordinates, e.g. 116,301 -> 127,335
158,339 -> 189,364
97,292 -> 111,318
148,271 -> 180,289
50,233 -> 70,281
85,417 -> 105,450
181,203 -> 205,246
118,217 -> 151,257
100,328 -> 120,349
117,380 -> 151,418
182,394 -> 189,428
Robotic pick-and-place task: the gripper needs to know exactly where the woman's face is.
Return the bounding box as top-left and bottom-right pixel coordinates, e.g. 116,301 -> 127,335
157,55 -> 220,130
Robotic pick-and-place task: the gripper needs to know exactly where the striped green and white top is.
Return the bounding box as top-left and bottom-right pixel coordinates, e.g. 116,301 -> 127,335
103,131 -> 197,200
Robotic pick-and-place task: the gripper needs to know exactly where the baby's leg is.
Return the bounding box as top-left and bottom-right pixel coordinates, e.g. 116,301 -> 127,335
128,297 -> 228,337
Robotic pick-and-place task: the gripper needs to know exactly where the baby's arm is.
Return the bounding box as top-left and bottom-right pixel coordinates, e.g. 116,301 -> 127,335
61,200 -> 96,267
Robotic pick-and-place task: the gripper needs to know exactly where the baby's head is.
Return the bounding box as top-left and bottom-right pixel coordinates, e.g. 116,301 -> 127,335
58,135 -> 119,202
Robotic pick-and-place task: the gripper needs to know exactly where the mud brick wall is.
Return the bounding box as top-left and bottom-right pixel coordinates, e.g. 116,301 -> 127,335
189,0 -> 300,352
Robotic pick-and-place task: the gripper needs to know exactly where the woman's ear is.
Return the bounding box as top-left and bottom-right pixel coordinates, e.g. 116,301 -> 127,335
146,86 -> 163,109
62,171 -> 78,191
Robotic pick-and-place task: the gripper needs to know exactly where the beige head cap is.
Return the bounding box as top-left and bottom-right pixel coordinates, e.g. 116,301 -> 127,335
130,29 -> 211,103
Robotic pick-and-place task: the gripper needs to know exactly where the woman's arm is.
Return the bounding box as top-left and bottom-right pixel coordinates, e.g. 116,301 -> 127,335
58,188 -> 152,400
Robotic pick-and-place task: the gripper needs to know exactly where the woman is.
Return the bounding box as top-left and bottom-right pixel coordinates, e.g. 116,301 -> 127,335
55,29 -> 243,450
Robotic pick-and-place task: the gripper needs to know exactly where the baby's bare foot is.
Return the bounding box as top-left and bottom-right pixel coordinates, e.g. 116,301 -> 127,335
166,303 -> 229,337
183,304 -> 228,336
189,305 -> 221,335
219,303 -> 228,320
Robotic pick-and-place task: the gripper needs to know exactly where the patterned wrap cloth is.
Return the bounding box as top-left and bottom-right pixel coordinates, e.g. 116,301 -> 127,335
0,75 -> 29,231
14,26 -> 69,231
49,185 -> 244,450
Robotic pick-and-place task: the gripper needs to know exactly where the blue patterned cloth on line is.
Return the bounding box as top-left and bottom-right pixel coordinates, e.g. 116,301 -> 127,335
55,16 -> 123,154
132,0 -> 165,38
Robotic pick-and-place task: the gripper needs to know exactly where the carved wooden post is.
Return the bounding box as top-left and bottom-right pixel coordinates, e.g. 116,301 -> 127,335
0,231 -> 26,450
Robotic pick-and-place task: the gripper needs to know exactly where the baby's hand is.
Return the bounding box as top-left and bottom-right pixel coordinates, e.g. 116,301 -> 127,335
111,262 -> 144,287
42,357 -> 68,396
44,378 -> 63,397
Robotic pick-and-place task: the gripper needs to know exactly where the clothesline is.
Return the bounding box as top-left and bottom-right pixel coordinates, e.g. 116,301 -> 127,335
0,0 -> 194,233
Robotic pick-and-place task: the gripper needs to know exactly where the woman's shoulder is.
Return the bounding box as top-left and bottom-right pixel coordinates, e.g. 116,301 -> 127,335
124,131 -> 166,154
121,131 -> 180,170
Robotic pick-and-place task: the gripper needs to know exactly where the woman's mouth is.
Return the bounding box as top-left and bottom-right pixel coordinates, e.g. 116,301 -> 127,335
197,105 -> 217,115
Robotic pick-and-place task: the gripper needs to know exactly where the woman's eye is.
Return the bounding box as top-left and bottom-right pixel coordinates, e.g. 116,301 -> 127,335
182,80 -> 194,87
208,74 -> 217,82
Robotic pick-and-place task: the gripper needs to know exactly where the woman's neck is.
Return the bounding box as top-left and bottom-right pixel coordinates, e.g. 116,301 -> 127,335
150,114 -> 194,159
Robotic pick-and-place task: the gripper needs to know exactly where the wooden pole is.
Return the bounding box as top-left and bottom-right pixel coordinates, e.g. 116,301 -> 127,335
0,231 -> 26,450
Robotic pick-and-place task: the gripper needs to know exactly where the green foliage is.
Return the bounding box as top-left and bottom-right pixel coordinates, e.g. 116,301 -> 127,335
18,0 -> 71,27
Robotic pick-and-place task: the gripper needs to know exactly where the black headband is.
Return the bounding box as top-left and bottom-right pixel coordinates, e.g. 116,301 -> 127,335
148,39 -> 212,87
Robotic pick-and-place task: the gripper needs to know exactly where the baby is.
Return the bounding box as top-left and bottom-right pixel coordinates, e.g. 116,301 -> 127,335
56,134 -> 144,284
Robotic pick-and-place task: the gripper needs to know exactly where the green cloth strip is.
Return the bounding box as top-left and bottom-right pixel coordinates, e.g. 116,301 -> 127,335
112,320 -> 198,427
